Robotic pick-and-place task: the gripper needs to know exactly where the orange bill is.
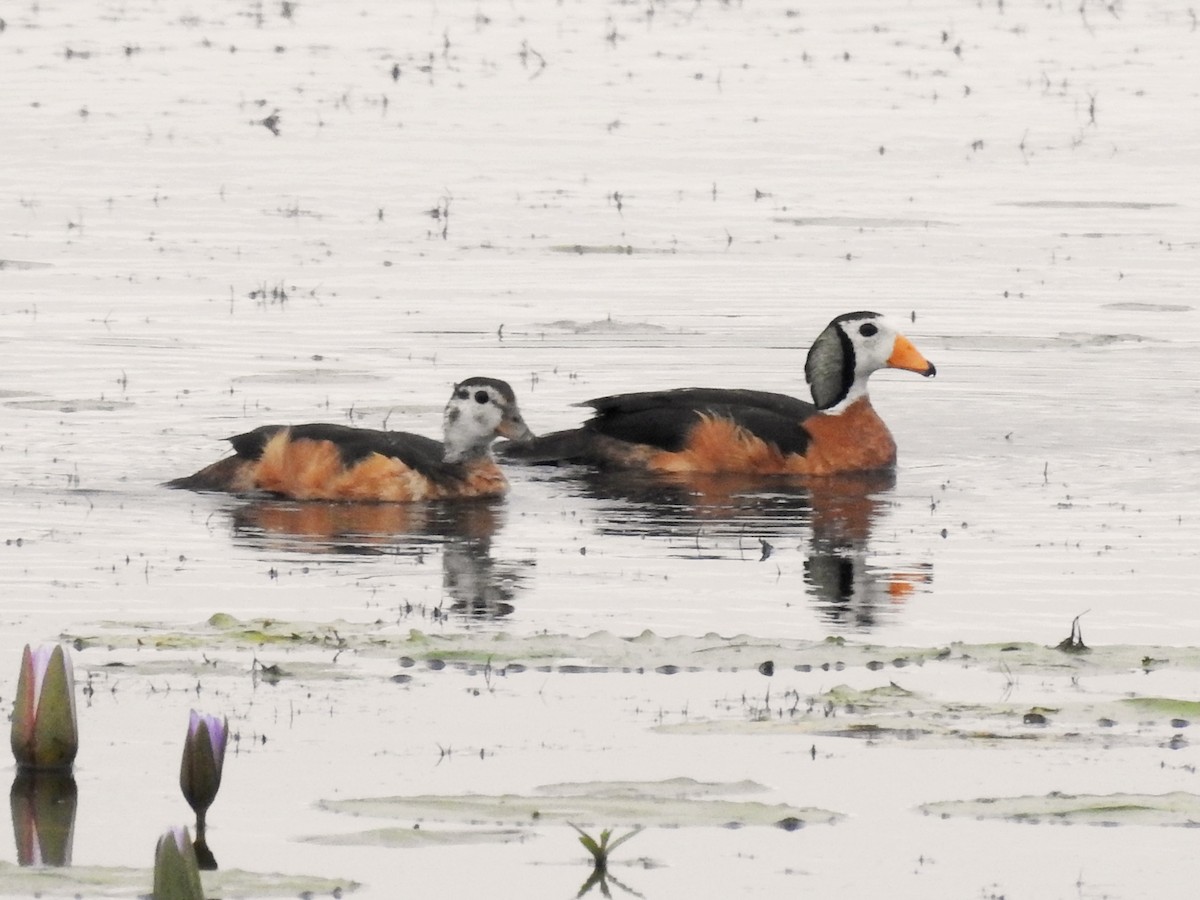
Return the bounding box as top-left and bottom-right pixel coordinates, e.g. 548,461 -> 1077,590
887,335 -> 937,377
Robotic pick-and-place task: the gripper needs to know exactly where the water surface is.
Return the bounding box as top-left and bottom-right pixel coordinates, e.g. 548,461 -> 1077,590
2,1 -> 1199,897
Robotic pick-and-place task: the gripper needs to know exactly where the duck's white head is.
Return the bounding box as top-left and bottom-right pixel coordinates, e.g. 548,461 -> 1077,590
804,311 -> 936,412
442,377 -> 533,463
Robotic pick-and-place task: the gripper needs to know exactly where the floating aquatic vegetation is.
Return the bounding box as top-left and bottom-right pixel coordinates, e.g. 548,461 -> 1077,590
775,215 -> 954,228
231,368 -> 387,385
536,315 -> 670,333
302,828 -> 528,848
3,398 -> 135,412
0,859 -> 357,897
658,681 -> 1196,749
919,791 -> 1200,827
549,244 -> 638,254
1117,696 -> 1200,719
0,258 -> 53,270
317,777 -> 836,832
60,618 -> 1200,754
64,615 -> 1200,678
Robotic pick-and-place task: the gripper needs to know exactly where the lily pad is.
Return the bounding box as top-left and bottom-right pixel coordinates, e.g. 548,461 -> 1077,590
1118,697 -> 1200,718
547,244 -> 678,255
65,616 -> 1200,679
232,369 -> 387,384
1002,200 -> 1176,209
0,258 -> 52,270
537,316 -> 669,333
0,859 -> 357,897
319,777 -> 836,829
301,827 -> 529,848
5,398 -> 134,412
776,216 -> 954,228
60,619 -> 1200,753
919,791 -> 1200,827
1102,302 -> 1192,312
656,681 -> 1198,750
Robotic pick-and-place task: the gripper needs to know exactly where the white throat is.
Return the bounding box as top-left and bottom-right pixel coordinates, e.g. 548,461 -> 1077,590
822,377 -> 870,415
442,400 -> 497,463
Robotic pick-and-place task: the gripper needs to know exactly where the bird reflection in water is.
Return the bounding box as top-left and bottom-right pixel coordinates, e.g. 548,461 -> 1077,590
229,499 -> 530,620
557,467 -> 931,630
804,471 -> 932,630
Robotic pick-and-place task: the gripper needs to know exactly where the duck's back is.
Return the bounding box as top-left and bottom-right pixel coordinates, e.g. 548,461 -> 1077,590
168,424 -> 506,501
230,423 -> 445,470
583,388 -> 817,454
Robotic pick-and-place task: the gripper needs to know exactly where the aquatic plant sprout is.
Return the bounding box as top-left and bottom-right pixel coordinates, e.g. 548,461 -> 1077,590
570,824 -> 644,898
570,823 -> 643,869
10,643 -> 79,771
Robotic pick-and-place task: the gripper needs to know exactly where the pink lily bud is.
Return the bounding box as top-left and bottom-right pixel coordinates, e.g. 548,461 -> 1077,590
10,644 -> 79,771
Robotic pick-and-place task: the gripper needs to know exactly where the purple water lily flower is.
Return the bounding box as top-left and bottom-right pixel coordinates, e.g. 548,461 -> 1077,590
10,644 -> 78,771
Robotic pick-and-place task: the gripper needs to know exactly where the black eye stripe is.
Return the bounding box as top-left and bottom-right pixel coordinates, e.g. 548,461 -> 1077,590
474,390 -> 490,404
455,388 -> 469,400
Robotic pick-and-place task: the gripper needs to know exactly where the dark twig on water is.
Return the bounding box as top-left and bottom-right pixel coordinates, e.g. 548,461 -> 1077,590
1055,611 -> 1090,654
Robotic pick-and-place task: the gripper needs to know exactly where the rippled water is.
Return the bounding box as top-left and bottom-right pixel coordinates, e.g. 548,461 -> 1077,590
3,0 -> 1199,897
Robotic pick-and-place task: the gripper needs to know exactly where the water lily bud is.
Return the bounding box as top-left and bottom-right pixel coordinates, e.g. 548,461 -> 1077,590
10,644 -> 79,771
179,710 -> 227,821
152,826 -> 204,900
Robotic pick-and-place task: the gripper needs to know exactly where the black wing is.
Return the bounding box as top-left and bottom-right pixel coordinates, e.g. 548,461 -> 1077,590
228,423 -> 447,472
583,387 -> 815,420
583,388 -> 816,456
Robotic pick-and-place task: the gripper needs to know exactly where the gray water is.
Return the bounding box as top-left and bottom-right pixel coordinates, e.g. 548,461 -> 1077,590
3,1 -> 1199,897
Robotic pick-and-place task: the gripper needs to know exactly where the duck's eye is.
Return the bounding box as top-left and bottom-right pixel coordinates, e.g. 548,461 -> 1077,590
474,390 -> 490,404
859,322 -> 878,337
455,388 -> 469,400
